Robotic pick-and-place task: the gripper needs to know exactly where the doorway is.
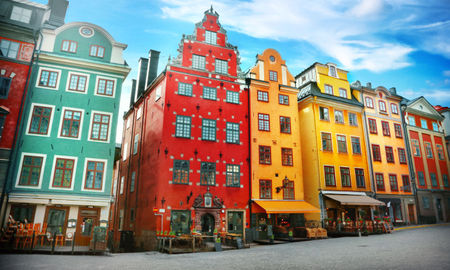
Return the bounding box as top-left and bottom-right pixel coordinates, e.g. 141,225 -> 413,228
44,206 -> 69,236
436,199 -> 443,222
227,211 -> 243,235
76,208 -> 99,246
408,204 -> 416,224
201,213 -> 215,235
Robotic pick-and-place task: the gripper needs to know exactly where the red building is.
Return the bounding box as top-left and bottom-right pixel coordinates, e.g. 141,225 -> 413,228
113,7 -> 249,250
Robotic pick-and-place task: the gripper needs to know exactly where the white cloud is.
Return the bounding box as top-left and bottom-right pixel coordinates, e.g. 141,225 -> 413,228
402,88 -> 450,105
443,70 -> 450,77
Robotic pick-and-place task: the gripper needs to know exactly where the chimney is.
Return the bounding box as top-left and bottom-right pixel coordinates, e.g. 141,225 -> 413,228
135,57 -> 149,99
366,82 -> 372,89
389,87 -> 397,95
46,0 -> 68,28
129,79 -> 136,108
145,50 -> 160,88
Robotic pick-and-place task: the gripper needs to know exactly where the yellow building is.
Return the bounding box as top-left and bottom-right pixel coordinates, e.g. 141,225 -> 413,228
297,62 -> 384,224
246,49 -> 319,240
351,82 -> 416,225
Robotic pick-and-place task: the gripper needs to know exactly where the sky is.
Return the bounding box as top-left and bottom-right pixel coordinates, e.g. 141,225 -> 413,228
35,0 -> 450,142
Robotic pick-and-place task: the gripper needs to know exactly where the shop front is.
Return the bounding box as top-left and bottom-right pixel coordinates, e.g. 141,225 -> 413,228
376,196 -> 416,225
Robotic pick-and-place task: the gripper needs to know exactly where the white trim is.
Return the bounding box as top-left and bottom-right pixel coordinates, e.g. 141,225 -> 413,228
87,110 -> 113,143
8,193 -> 110,207
320,131 -> 333,152
37,63 -> 125,79
35,66 -> 61,90
25,103 -> 55,138
48,155 -> 78,191
15,152 -> 47,190
65,71 -> 90,94
321,190 -> 367,196
81,157 -> 108,193
94,75 -> 117,98
79,26 -> 94,38
57,106 -> 84,140
335,133 -> 348,153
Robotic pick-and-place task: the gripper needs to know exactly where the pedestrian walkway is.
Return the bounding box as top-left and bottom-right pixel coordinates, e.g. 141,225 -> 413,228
394,223 -> 450,231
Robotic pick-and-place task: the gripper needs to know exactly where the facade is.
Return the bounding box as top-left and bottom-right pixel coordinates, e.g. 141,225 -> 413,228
297,63 -> 384,224
351,82 -> 416,225
435,106 -> 450,158
113,7 -> 249,250
246,49 -> 318,240
4,19 -> 130,246
401,97 -> 450,223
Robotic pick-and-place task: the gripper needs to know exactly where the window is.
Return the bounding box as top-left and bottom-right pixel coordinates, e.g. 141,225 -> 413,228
436,145 -> 445,160
337,135 -> 347,153
280,116 -> 291,133
178,82 -> 193,96
418,171 -> 425,186
365,97 -> 374,108
375,173 -> 385,191
89,45 -> 104,58
443,175 -> 449,188
173,160 -> 189,184
340,167 -> 351,187
425,142 -> 433,159
90,113 -> 110,141
389,174 -> 398,191
0,115 -> 5,139
0,77 -> 12,98
60,109 -> 81,138
130,208 -> 135,222
85,160 -> 105,190
432,122 -> 439,132
18,155 -> 43,186
215,59 -> 228,74
412,139 -> 421,156
328,65 -> 337,77
372,144 -> 381,161
386,146 -> 394,163
68,74 -> 87,92
192,54 -> 205,70
175,115 -> 191,138
133,134 -> 139,154
339,88 -> 347,98
394,123 -> 402,138
202,119 -> 216,141
29,105 -> 52,135
119,176 -> 124,194
348,113 -> 357,126
269,70 -> 277,81
324,84 -> 333,94
136,107 -> 142,119
97,78 -> 114,96
422,197 -> 430,209
279,94 -> 289,105
421,119 -> 428,129
259,146 -> 271,164
203,86 -> 216,100
378,100 -> 387,113
130,172 -> 135,192
283,178 -> 294,200
390,103 -> 399,114
0,39 -> 20,59
398,148 -> 407,164
430,173 -> 438,187
402,175 -> 411,192
226,91 -> 239,104
408,116 -> 416,126
226,164 -> 240,187
368,118 -> 377,134
257,91 -> 268,102
321,132 -> 332,151
324,166 -> 335,186
281,148 -> 293,166
171,210 -> 191,235
319,107 -> 329,121
205,30 -> 217,44
61,40 -> 77,53
258,113 -> 270,131
351,137 -> 361,154
51,158 -> 74,188
226,122 -> 239,144
381,121 -> 390,136
10,6 -> 32,23
355,168 -> 365,188
122,143 -> 128,161
200,162 -> 215,186
260,180 -> 272,199
335,110 -> 344,124
38,70 -> 58,88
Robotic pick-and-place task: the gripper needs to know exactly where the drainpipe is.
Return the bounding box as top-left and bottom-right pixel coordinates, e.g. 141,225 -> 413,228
360,91 -> 376,198
245,78 -> 252,235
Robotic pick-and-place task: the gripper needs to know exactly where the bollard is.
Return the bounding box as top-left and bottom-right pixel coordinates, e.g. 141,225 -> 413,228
358,228 -> 361,237
72,232 -> 75,255
51,232 -> 56,254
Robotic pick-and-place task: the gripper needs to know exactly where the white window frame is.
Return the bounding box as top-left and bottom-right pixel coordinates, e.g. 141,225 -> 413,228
35,66 -> 61,90
133,134 -> 139,155
192,55 -> 206,70
0,39 -> 20,59
81,157 -> 108,192
57,106 -> 84,140
327,64 -> 338,78
123,143 -> 128,161
339,88 -> 347,98
421,119 -> 428,129
205,30 -> 217,45
120,176 -> 124,194
65,71 -> 90,94
25,103 -> 55,138
10,6 -> 32,24
15,152 -> 47,189
324,84 -> 333,95
94,75 -> 117,98
87,110 -> 113,143
215,59 -> 228,74
48,155 -> 78,190
136,106 -> 142,120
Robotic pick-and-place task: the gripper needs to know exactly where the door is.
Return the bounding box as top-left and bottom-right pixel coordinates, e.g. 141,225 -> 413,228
46,208 -> 67,235
408,204 -> 416,224
436,199 -> 443,222
227,211 -> 243,235
76,208 -> 99,246
201,213 -> 215,235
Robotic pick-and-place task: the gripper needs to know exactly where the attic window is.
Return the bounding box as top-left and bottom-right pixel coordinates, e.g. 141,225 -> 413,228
79,27 -> 94,38
205,31 -> 217,45
328,64 -> 338,78
10,6 -> 32,24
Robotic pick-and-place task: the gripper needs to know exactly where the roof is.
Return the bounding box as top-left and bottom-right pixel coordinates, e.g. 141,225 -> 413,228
298,81 -> 363,107
324,194 -> 385,206
254,200 -> 320,214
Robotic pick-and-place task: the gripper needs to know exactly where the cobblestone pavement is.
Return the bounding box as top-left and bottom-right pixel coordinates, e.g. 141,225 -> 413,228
2,224 -> 450,270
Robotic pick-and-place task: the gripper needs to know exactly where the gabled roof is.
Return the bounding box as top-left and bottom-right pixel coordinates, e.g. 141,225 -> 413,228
402,96 -> 444,121
298,81 -> 363,107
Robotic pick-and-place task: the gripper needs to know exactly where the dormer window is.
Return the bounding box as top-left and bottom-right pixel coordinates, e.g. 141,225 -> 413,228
10,6 -> 32,24
205,30 -> 217,45
89,45 -> 104,58
61,40 -> 77,53
328,64 -> 337,77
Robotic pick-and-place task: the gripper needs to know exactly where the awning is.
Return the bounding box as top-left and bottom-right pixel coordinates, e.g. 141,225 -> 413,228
254,200 -> 320,214
325,194 -> 385,206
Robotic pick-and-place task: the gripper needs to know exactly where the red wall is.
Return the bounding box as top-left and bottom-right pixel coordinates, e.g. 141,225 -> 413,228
435,136 -> 449,189
409,130 -> 427,188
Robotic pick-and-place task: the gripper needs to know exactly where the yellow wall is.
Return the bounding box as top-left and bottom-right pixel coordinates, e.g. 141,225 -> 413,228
315,64 -> 351,100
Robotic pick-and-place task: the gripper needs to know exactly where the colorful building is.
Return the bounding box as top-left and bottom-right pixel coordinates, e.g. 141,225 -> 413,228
113,7 -> 249,250
351,82 -> 416,225
435,105 -> 450,159
246,49 -> 319,240
401,97 -> 450,223
297,62 -> 384,224
4,17 -> 130,246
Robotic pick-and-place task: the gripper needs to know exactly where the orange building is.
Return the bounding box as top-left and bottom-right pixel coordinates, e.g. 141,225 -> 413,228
351,82 -> 416,225
297,63 -> 384,224
246,49 -> 319,240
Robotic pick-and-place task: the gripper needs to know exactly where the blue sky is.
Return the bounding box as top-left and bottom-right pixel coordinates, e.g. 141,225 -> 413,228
35,0 -> 450,140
